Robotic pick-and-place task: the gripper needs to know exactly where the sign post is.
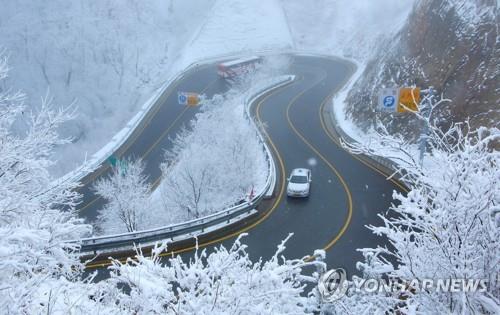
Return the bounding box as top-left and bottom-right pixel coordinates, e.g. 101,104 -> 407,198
107,155 -> 127,175
378,86 -> 429,167
418,88 -> 434,167
107,155 -> 118,167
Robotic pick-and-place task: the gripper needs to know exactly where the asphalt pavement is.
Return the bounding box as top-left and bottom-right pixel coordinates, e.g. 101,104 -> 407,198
79,55 -> 404,279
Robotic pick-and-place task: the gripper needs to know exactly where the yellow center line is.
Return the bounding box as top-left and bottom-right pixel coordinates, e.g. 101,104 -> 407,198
140,77 -> 217,160
79,78 -> 218,213
284,88 -> 354,257
78,71 -> 200,187
84,79 -> 302,269
141,106 -> 190,159
316,87 -> 409,193
85,62 -> 410,270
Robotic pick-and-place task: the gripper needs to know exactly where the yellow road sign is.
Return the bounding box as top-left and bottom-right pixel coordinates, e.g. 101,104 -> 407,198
397,88 -> 420,113
187,94 -> 199,106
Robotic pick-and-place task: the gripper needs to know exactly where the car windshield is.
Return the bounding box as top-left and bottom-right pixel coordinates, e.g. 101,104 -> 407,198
290,175 -> 308,183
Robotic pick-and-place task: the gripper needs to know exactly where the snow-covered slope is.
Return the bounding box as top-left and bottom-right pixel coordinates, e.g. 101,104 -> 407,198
179,0 -> 293,64
343,0 -> 499,134
281,0 -> 415,62
0,0 -> 293,177
0,0 -> 216,176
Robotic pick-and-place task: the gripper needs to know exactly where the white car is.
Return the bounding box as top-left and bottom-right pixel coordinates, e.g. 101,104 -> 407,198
286,168 -> 312,197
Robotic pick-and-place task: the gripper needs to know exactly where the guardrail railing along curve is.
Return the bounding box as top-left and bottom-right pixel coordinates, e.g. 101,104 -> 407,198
72,75 -> 295,254
65,49 -> 407,256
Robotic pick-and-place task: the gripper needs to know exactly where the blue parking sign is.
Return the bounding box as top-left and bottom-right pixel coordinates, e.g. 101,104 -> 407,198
383,95 -> 395,107
378,89 -> 398,112
178,92 -> 187,105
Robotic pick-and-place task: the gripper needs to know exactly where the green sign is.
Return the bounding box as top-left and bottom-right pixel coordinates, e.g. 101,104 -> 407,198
107,156 -> 127,175
107,156 -> 118,167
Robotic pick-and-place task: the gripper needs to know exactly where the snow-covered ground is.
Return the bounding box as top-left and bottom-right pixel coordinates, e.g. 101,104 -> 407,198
0,0 -> 216,176
282,0 -> 415,62
0,0 -> 294,178
148,89 -> 268,229
179,0 -> 293,63
282,0 -> 418,159
0,0 -> 416,178
331,60 -> 421,167
3,0 -> 419,227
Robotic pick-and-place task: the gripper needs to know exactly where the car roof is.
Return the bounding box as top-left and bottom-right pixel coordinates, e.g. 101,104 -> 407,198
291,168 -> 310,176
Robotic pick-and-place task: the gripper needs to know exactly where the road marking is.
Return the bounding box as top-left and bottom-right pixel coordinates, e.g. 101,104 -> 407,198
140,77 -> 218,160
84,79 -> 300,269
314,70 -> 409,193
78,67 -> 210,187
284,89 -> 353,254
142,106 -> 190,159
319,100 -> 409,193
85,61 -> 411,270
78,78 -> 218,213
84,64 -> 407,270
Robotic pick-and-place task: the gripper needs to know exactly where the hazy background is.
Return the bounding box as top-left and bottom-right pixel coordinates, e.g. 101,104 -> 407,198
0,0 -> 214,176
0,0 -> 418,176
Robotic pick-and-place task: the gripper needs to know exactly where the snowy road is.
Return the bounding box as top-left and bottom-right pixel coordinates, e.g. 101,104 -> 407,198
238,56 -> 405,275
77,64 -> 230,222
164,56 -> 406,276
81,55 -> 405,277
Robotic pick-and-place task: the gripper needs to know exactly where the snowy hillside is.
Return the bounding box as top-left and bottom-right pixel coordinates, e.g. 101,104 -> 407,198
281,0 -> 416,61
342,0 -> 499,135
0,0 -> 216,176
0,0 -> 293,177
180,0 -> 293,63
1,1 -> 499,313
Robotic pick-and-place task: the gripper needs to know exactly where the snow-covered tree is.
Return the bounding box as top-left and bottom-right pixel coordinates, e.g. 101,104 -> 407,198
0,53 -> 94,313
106,234 -> 322,314
0,50 -> 337,314
159,90 -> 267,223
94,158 -> 151,234
330,93 -> 500,314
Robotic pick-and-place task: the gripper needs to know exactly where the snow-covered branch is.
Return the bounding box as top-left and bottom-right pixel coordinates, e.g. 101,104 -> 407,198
0,54 -> 93,313
106,235 -> 322,314
93,158 -> 152,234
336,95 -> 500,314
156,82 -> 269,225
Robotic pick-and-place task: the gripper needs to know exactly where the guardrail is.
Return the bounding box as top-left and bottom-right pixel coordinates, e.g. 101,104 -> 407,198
52,49 -> 347,189
47,50 -> 288,191
328,111 -> 401,172
323,75 -> 409,185
65,49 -> 408,256
73,75 -> 295,254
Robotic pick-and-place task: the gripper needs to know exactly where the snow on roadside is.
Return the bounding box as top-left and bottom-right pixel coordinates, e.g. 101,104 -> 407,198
332,60 -> 367,143
281,0 -> 420,164
0,0 -> 216,177
52,0 -> 292,184
38,0 -> 294,185
332,60 -> 421,166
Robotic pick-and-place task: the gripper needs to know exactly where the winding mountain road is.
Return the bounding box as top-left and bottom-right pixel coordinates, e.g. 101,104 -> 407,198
79,55 -> 406,277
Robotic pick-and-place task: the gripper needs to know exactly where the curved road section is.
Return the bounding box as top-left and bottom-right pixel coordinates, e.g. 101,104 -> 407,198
77,64 -> 228,222
80,55 -> 405,277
